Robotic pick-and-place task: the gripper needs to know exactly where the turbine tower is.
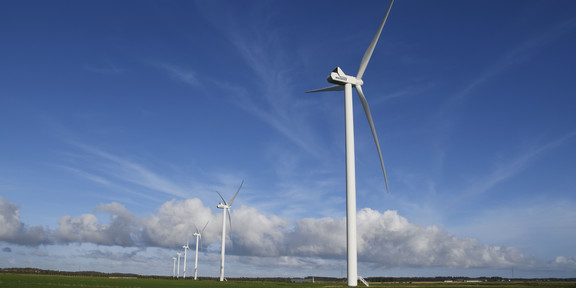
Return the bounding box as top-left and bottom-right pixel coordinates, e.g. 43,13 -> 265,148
172,257 -> 177,278
182,240 -> 190,279
307,1 -> 394,286
176,252 -> 181,279
193,222 -> 209,280
216,180 -> 243,282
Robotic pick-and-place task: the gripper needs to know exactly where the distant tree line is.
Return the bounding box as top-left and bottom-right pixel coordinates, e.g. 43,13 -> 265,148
0,268 -> 161,279
365,276 -> 576,283
2,268 -> 576,283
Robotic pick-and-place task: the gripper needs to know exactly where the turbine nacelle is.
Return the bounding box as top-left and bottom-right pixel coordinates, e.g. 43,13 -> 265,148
327,67 -> 363,86
217,203 -> 228,209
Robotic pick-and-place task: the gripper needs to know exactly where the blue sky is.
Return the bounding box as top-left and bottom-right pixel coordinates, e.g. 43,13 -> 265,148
1,0 -> 576,279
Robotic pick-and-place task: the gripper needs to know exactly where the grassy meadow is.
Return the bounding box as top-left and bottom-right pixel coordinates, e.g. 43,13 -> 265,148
1,274 -> 576,288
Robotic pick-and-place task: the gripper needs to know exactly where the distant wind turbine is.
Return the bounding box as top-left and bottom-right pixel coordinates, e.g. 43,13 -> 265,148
306,0 -> 395,286
182,240 -> 190,279
176,252 -> 181,279
216,180 -> 243,282
193,222 -> 209,280
172,257 -> 177,278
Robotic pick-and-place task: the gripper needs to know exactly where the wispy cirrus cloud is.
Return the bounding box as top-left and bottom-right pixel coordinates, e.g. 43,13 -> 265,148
66,143 -> 190,199
157,63 -> 202,88
425,17 -> 576,181
452,17 -> 576,103
83,60 -> 123,75
193,2 -> 327,158
458,130 -> 576,201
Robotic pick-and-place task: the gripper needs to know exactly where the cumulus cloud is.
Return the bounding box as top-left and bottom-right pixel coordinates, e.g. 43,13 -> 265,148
140,198 -> 214,247
0,196 -> 49,245
288,216 -> 346,258
272,208 -> 524,269
226,207 -> 526,270
53,202 -> 137,247
226,205 -> 289,257
554,256 -> 576,266
356,209 -> 524,268
0,195 -> 552,271
0,197 -> 20,238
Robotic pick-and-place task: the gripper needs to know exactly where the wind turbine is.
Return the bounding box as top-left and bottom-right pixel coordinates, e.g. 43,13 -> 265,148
216,180 -> 243,282
307,1 -> 394,286
193,221 -> 209,280
176,252 -> 181,279
172,257 -> 177,278
182,240 -> 190,279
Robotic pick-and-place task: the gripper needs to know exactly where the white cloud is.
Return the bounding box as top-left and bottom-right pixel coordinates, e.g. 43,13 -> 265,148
54,202 -> 136,247
194,1 -> 327,158
66,143 -> 190,199
356,208 -> 524,268
449,198 -> 576,261
2,195 -> 574,274
0,196 -> 21,238
555,256 -> 576,265
140,198 -> 214,247
288,216 -> 346,258
458,131 -> 576,201
158,63 -> 201,88
230,205 -> 289,256
0,196 -> 48,246
285,208 -> 524,269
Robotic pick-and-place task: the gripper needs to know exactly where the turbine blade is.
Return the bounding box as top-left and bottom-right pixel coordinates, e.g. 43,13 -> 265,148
227,209 -> 233,238
356,85 -> 389,192
356,0 -> 394,80
194,223 -> 199,234
201,221 -> 209,234
216,191 -> 227,205
228,179 -> 243,206
227,209 -> 234,250
306,85 -> 344,93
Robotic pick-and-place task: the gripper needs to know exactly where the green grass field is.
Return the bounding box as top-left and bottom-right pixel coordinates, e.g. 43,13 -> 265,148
1,274 -> 576,288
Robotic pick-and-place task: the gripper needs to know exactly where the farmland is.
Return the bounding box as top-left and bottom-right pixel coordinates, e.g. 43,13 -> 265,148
1,273 -> 576,288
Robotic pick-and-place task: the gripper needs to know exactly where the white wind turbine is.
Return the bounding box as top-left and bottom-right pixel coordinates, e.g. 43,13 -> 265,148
216,180 -> 243,282
193,222 -> 209,280
176,252 -> 181,279
307,1 -> 395,286
182,240 -> 190,279
172,257 -> 177,278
